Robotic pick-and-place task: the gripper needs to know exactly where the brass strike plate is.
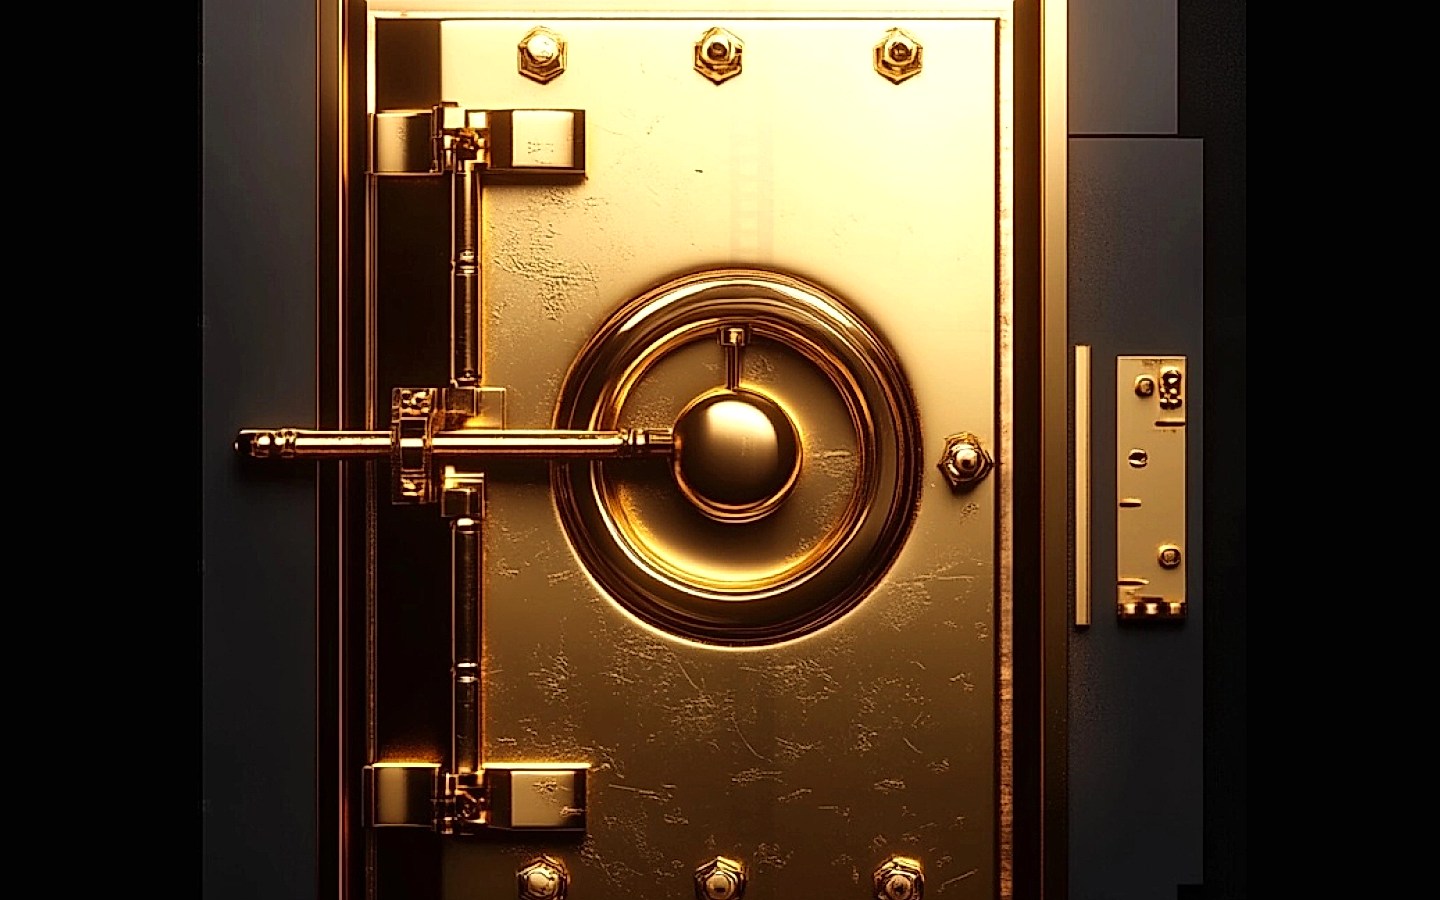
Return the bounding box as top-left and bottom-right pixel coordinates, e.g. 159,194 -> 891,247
1116,356 -> 1187,621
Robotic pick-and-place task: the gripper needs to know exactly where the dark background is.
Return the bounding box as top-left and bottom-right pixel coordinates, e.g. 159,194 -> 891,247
200,1 -> 1244,897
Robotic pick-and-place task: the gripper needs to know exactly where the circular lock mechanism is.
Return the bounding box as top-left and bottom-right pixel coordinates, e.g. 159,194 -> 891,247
672,388 -> 802,524
553,268 -> 922,646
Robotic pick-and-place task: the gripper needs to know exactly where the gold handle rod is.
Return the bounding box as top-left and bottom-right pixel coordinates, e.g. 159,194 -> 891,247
236,427 -> 674,460
429,428 -> 673,458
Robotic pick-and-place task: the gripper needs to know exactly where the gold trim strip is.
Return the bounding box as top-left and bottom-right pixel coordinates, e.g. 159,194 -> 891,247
1041,0 -> 1069,894
1075,344 -> 1090,628
995,11 -> 1015,897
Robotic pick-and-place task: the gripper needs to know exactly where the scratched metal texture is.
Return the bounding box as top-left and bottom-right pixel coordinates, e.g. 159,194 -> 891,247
417,15 -> 1009,899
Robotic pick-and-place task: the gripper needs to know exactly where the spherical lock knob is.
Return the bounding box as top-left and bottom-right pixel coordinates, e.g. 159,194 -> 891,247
694,856 -> 746,900
938,432 -> 993,491
672,390 -> 802,524
517,856 -> 569,900
874,855 -> 925,900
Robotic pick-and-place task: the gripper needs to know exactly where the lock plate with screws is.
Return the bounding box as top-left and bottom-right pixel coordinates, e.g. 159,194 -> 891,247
1116,356 -> 1188,622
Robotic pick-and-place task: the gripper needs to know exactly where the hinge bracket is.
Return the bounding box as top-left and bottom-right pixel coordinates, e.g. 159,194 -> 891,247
364,763 -> 588,836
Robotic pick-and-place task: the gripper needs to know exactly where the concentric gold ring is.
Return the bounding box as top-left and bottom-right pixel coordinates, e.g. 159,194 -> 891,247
552,268 -> 922,646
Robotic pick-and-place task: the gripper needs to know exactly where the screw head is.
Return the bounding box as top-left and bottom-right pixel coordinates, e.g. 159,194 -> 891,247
1158,545 -> 1182,569
1134,375 -> 1156,397
694,856 -> 746,900
518,27 -> 567,84
695,27 -> 743,83
875,27 -> 924,83
938,433 -> 993,490
874,856 -> 925,900
517,857 -> 568,900
525,33 -> 559,63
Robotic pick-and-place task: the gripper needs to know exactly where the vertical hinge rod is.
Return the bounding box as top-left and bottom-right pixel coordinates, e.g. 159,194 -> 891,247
451,157 -> 483,387
447,480 -> 485,777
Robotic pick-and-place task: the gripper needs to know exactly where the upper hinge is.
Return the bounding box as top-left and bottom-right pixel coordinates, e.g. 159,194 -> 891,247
372,105 -> 586,179
364,763 -> 589,836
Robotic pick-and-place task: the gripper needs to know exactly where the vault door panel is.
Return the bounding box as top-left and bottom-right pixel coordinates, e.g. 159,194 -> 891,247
361,9 -> 1010,900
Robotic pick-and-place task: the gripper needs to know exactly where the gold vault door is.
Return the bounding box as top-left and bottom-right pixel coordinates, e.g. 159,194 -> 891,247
243,2 -> 1014,897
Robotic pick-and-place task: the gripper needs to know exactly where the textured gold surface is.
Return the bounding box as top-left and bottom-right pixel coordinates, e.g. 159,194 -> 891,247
354,6 -> 1012,897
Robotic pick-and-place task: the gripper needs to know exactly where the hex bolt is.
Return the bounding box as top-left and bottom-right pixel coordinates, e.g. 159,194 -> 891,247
695,27 -> 743,83
937,433 -> 993,490
874,856 -> 924,900
1158,545 -> 1182,569
694,856 -> 746,900
517,856 -> 569,900
518,27 -> 567,84
875,27 -> 924,84
1134,375 -> 1155,397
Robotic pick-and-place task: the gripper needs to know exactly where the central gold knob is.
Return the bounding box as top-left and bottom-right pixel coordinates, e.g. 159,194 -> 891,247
671,390 -> 801,524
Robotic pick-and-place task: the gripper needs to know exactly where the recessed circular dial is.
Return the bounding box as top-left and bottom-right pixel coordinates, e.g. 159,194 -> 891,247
553,268 -> 922,646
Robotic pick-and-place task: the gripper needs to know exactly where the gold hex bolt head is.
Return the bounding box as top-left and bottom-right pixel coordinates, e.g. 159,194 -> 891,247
518,27 -> 567,84
874,855 -> 925,900
938,433 -> 994,490
694,856 -> 746,899
1134,375 -> 1156,397
1158,544 -> 1182,569
517,856 -> 569,900
695,27 -> 743,84
875,27 -> 923,84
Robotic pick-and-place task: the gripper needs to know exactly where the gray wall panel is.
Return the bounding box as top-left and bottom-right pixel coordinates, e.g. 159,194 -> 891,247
201,0 -> 318,897
1070,0 -> 1178,134
1068,137 -> 1204,899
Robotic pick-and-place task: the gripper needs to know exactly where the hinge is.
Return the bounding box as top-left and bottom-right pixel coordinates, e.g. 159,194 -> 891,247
364,763 -> 589,836
372,104 -> 586,179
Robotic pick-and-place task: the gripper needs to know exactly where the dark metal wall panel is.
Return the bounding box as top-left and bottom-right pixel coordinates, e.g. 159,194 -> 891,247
1069,0 -> 1178,134
201,0 -> 318,897
1067,137 -> 1204,899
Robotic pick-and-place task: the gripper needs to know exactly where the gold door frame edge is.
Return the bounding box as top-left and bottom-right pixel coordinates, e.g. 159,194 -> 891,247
321,1 -> 1068,897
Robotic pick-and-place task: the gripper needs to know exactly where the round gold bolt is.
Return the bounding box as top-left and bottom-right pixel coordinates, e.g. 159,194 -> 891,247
524,33 -> 559,64
1135,375 -> 1156,397
518,27 -> 567,84
875,27 -> 924,84
874,856 -> 924,900
517,856 -> 568,900
694,856 -> 746,900
1158,545 -> 1182,569
695,27 -> 743,84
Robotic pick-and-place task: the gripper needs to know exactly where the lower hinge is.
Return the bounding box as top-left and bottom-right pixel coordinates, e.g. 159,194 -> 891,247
364,762 -> 588,835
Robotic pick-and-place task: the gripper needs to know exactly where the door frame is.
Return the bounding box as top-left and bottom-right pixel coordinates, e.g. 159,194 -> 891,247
311,2 -> 1072,897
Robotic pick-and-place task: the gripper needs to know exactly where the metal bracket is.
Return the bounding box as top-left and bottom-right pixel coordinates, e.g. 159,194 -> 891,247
391,386 -> 507,504
365,763 -> 589,835
1116,356 -> 1187,622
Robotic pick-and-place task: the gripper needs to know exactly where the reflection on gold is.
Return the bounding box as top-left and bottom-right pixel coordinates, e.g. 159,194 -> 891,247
671,388 -> 801,524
